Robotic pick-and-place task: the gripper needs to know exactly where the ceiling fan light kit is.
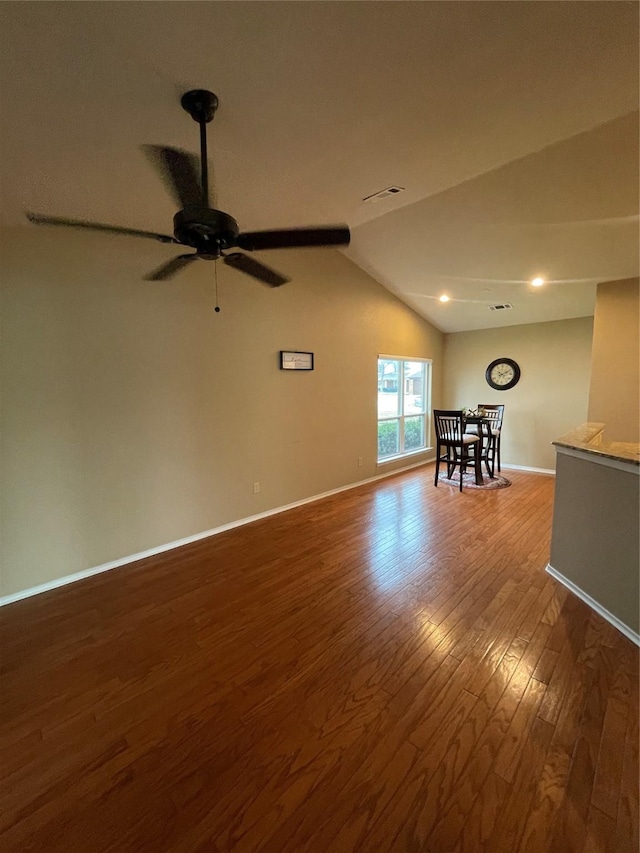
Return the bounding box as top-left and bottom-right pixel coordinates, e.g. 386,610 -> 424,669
27,89 -> 350,287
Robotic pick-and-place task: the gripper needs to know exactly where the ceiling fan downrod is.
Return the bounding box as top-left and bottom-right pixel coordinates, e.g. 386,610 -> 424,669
180,89 -> 219,208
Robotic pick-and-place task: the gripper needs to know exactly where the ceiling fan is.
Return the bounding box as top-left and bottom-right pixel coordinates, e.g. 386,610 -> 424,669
26,89 -> 350,287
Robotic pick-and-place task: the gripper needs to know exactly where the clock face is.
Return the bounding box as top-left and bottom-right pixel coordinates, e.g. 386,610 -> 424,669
486,358 -> 520,390
490,363 -> 515,386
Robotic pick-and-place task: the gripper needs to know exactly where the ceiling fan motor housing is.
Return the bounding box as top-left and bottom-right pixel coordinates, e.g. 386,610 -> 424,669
173,207 -> 239,255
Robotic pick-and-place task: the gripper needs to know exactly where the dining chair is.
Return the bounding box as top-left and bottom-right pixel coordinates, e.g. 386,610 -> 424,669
433,409 -> 482,492
477,404 -> 504,472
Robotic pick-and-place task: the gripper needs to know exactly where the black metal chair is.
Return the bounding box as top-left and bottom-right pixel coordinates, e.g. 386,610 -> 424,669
433,410 -> 482,492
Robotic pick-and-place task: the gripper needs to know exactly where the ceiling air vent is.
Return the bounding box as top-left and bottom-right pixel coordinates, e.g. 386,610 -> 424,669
362,186 -> 405,203
488,303 -> 513,311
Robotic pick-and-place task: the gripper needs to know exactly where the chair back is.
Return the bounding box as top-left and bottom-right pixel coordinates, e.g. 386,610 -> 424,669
478,404 -> 504,429
433,410 -> 465,443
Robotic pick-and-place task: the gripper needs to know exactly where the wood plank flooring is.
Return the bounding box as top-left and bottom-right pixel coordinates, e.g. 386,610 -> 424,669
0,466 -> 637,852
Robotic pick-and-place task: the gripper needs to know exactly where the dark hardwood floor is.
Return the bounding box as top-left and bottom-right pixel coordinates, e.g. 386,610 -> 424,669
1,466 -> 637,852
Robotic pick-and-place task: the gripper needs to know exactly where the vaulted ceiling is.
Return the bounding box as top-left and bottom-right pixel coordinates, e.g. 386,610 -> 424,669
1,2 -> 637,332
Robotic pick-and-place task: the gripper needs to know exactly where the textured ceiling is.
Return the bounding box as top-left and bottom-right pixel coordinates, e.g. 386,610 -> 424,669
0,2 -> 638,332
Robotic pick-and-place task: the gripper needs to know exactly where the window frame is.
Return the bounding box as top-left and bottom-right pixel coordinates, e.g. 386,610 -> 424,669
377,355 -> 432,464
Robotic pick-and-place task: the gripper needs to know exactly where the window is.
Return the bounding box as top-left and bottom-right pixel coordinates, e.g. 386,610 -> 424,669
377,356 -> 431,461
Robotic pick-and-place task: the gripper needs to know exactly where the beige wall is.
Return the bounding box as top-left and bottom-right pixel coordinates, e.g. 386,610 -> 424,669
443,317 -> 594,470
0,227 -> 443,598
588,277 -> 640,442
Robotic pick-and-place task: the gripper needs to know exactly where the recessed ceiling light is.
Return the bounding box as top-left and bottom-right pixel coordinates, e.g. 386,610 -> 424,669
439,294 -> 450,302
531,277 -> 545,287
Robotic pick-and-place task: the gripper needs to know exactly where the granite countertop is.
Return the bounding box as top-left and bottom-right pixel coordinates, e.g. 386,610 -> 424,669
553,422 -> 640,466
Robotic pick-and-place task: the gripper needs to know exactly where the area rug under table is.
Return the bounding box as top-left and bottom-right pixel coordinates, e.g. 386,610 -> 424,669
437,471 -> 512,490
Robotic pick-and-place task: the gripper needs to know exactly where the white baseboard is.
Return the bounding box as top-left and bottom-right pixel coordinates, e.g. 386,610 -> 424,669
0,456 -> 435,608
503,464 -> 556,475
546,563 -> 640,647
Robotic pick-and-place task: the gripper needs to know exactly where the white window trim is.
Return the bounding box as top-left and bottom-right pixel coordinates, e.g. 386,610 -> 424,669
376,446 -> 434,467
377,355 -> 432,463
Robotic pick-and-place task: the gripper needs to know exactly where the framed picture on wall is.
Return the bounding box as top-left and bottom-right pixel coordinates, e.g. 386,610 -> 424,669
280,351 -> 314,370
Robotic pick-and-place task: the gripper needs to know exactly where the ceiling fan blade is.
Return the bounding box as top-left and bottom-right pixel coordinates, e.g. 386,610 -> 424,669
223,252 -> 289,287
144,254 -> 200,281
143,145 -> 204,209
236,226 -> 350,252
26,213 -> 176,243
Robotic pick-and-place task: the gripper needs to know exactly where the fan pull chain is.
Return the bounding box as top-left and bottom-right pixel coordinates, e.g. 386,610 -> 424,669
214,260 -> 221,312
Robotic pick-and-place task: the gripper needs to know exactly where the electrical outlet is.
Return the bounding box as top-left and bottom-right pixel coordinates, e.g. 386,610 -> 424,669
357,457 -> 363,467
253,481 -> 260,494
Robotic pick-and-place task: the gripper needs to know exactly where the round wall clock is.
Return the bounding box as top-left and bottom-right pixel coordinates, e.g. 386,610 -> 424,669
485,357 -> 521,390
